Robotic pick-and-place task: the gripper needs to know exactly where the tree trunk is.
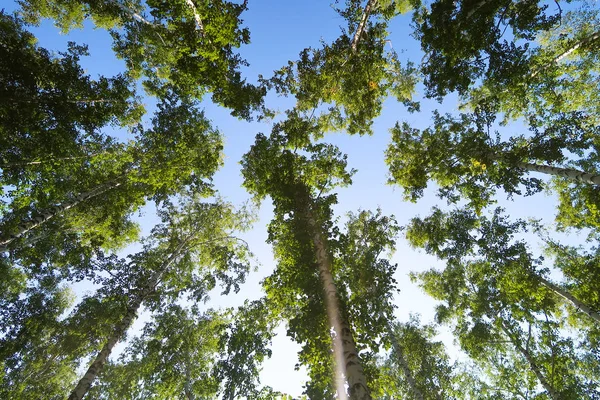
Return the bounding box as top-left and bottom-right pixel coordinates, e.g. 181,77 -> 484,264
67,295 -> 144,400
385,320 -> 426,400
464,0 -> 493,20
531,29 -> 600,77
539,276 -> 600,323
68,238 -> 191,400
108,0 -> 158,27
517,162 -> 600,185
0,178 -> 124,251
297,187 -> 371,400
184,0 -> 206,36
500,322 -> 560,400
351,0 -> 377,53
183,350 -> 196,400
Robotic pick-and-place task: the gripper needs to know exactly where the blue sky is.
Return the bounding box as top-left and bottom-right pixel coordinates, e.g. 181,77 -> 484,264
4,0 -> 583,396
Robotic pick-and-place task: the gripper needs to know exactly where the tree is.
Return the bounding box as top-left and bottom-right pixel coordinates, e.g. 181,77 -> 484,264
466,6 -> 600,126
386,110 -> 600,220
0,11 -> 142,173
544,241 -> 600,345
1,94 -> 224,257
215,298 -> 279,399
241,122 -> 374,399
18,0 -> 265,119
405,206 -> 600,398
414,0 -> 562,99
377,316 -> 453,400
262,0 -> 418,136
0,277 -> 77,400
87,305 -> 227,400
67,195 -> 252,399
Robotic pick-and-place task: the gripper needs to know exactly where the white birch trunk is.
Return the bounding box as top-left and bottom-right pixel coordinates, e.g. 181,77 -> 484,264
351,0 -> 377,52
107,0 -> 158,27
0,178 -> 123,251
384,318 -> 426,400
297,188 -> 371,400
68,238 -> 190,400
184,0 -> 206,36
500,322 -> 560,400
67,295 -> 144,400
464,0 -> 493,20
517,162 -> 600,185
531,30 -> 600,77
539,276 -> 600,323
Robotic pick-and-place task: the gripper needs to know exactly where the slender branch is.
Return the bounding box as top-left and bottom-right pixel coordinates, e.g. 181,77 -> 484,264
500,321 -> 559,400
538,275 -> 600,323
107,0 -> 159,27
0,152 -> 106,168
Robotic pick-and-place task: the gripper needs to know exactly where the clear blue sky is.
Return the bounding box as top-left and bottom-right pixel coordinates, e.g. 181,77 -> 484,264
5,0 -> 580,396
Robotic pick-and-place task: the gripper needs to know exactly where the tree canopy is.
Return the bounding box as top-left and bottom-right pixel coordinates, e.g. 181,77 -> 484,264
2,0 -> 600,398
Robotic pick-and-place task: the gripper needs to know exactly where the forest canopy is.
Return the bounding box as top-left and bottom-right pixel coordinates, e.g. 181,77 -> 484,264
1,0 -> 599,399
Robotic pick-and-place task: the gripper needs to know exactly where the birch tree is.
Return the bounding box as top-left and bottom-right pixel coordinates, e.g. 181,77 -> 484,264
241,121 -> 375,399
86,305 -> 227,400
467,6 -> 600,126
1,95 -> 223,258
0,11 -> 141,175
65,195 -> 252,399
386,111 -> 600,220
406,206 -> 600,398
377,316 -> 454,400
0,278 -> 76,400
18,0 -> 265,118
414,0 -> 562,99
263,0 -> 418,136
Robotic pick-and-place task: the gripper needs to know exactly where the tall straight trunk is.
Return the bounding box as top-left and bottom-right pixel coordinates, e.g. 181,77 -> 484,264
384,319 -> 425,400
351,0 -> 377,52
68,238 -> 190,400
538,276 -> 600,323
296,187 -> 371,400
500,322 -> 560,400
0,178 -> 123,251
183,351 -> 196,400
67,294 -> 144,400
516,162 -> 600,185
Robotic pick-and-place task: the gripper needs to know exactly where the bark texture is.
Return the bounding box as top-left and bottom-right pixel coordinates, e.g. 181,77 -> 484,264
517,162 -> 600,185
351,0 -> 377,52
297,187 -> 372,400
539,276 -> 600,323
68,295 -> 143,400
184,0 -> 206,36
